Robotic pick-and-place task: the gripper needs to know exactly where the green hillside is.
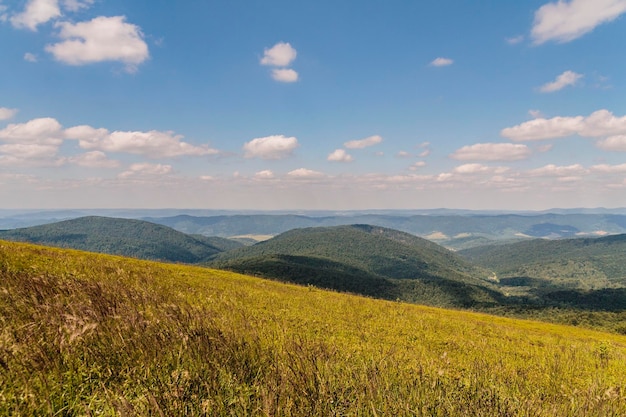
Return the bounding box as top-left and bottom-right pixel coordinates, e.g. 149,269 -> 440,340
1,240 -> 625,416
209,224 -> 502,307
459,234 -> 626,310
0,216 -> 240,263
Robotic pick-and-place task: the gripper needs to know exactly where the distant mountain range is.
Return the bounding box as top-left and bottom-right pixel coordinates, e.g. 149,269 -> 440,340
143,213 -> 626,249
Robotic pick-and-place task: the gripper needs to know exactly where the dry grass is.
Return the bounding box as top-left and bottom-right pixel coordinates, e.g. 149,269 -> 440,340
1,240 -> 625,416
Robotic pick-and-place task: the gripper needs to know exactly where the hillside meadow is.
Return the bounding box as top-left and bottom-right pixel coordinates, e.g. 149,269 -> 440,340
1,240 -> 626,416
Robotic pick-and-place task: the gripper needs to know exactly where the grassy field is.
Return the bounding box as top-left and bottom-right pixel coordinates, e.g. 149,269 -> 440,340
1,240 -> 626,416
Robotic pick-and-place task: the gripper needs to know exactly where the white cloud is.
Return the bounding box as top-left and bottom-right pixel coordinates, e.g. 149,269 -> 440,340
528,109 -> 544,119
260,42 -> 297,67
502,109 -> 626,141
409,161 -> 426,171
506,35 -> 524,44
11,0 -> 61,31
591,163 -> 626,173
327,149 -> 353,162
430,57 -> 453,67
61,0 -> 94,12
118,163 -> 172,179
453,163 -> 492,174
0,143 -> 59,160
287,168 -> 325,179
450,143 -> 532,161
243,135 -> 298,159
271,68 -> 299,83
344,135 -> 383,149
253,170 -> 275,179
527,164 -> 587,177
538,70 -> 583,93
0,117 -> 64,145
69,127 -> 219,158
68,151 -> 120,168
596,135 -> 626,151
0,107 -> 18,120
532,0 -> 626,44
45,16 -> 149,72
396,151 -> 411,158
24,52 -> 38,62
418,149 -> 431,158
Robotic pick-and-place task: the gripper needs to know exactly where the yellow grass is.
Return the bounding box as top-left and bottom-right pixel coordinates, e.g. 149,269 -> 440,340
1,240 -> 625,416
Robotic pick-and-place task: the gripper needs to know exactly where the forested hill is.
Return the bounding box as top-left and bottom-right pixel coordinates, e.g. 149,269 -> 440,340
0,216 -> 241,263
459,234 -> 626,290
209,224 -> 502,307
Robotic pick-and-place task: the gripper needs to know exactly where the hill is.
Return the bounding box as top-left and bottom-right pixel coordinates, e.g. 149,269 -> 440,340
0,216 -> 241,263
209,224 -> 502,307
1,240 -> 625,415
459,234 -> 626,310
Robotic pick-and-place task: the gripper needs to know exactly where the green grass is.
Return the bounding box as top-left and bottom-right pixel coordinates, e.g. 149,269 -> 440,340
1,240 -> 626,416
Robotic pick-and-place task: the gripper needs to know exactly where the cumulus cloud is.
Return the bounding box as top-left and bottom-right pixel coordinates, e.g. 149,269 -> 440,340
287,168 -> 325,179
527,164 -> 587,177
0,143 -> 59,160
396,151 -> 411,158
430,57 -> 453,67
539,70 -> 583,93
45,16 -> 149,72
0,117 -> 64,145
506,35 -> 524,44
453,164 -> 492,174
11,0 -> 61,31
67,151 -> 120,168
531,0 -> 626,44
327,149 -> 353,162
409,161 -> 426,171
591,163 -> 626,173
596,135 -> 626,151
118,163 -> 172,179
253,170 -> 275,180
271,68 -> 299,83
344,135 -> 383,149
243,135 -> 298,159
450,143 -> 532,161
24,52 -> 38,62
260,42 -> 297,67
0,107 -> 18,120
501,109 -> 626,141
61,0 -> 94,12
68,126 -> 219,158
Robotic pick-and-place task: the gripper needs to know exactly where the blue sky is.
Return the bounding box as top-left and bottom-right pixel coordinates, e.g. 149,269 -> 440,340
1,0 -> 626,210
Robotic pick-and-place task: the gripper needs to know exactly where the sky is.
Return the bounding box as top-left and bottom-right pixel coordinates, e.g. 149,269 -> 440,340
1,0 -> 626,210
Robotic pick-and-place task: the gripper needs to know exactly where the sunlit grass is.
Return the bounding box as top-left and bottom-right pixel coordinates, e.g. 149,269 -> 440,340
1,240 -> 625,416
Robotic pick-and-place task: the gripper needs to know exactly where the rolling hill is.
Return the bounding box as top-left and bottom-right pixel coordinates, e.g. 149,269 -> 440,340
209,224 -> 502,307
459,234 -> 626,311
0,216 -> 241,263
1,240 -> 625,415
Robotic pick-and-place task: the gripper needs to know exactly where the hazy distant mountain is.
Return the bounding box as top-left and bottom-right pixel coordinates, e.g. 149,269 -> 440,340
0,216 -> 242,263
141,213 -> 626,249
209,224 -> 502,308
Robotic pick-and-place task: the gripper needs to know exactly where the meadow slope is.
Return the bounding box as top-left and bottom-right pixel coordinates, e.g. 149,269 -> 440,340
1,240 -> 625,416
